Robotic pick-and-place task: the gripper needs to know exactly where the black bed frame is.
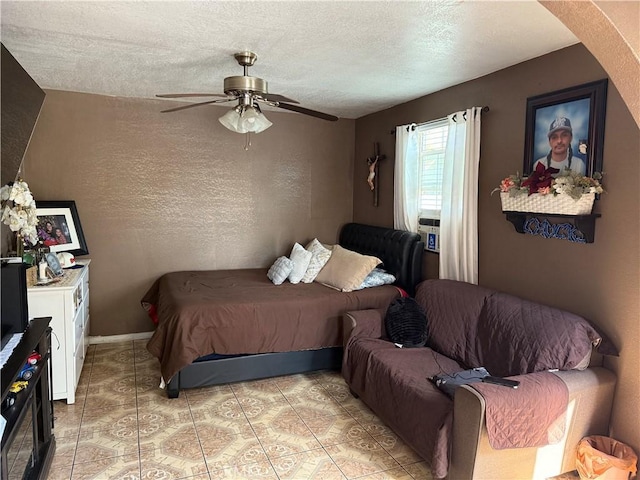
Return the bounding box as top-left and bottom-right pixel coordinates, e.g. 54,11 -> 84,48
166,222 -> 423,398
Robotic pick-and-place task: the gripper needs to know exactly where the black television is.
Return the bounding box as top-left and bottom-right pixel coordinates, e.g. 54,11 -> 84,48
1,261 -> 29,349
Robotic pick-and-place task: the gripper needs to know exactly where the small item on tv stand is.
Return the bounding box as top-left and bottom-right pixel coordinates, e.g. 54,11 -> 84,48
56,252 -> 75,268
38,256 -> 48,281
26,265 -> 38,287
482,376 -> 520,388
44,252 -> 64,277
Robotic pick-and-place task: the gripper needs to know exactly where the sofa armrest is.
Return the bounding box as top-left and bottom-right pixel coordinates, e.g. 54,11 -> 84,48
448,367 -> 616,479
343,308 -> 386,346
342,308 -> 387,387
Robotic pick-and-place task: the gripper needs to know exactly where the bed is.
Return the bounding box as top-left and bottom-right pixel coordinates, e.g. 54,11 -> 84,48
142,222 -> 424,398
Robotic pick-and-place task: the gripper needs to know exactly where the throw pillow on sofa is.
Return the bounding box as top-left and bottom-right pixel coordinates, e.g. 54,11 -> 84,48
416,279 -> 493,368
477,292 -> 604,377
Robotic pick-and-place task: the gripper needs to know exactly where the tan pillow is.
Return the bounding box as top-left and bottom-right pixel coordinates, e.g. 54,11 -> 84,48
314,245 -> 381,292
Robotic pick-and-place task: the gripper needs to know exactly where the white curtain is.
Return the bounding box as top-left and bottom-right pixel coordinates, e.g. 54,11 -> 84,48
439,107 -> 482,284
394,125 -> 419,232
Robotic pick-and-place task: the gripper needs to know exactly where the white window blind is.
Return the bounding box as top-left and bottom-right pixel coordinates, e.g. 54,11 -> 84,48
417,118 -> 448,219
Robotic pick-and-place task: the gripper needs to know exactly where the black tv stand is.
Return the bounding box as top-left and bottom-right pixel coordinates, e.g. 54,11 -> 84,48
1,317 -> 55,480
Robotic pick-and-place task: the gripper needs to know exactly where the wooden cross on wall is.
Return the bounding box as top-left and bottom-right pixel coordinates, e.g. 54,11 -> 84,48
367,142 -> 386,207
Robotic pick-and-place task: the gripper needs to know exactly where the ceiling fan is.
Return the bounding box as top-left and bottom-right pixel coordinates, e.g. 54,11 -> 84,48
156,51 -> 339,135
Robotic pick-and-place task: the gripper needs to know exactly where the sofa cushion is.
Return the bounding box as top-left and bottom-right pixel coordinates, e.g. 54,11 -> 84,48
415,279 -> 494,368
477,292 -> 604,377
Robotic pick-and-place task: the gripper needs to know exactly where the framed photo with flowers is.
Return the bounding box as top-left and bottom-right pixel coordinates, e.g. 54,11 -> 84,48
523,79 -> 607,177
36,200 -> 89,256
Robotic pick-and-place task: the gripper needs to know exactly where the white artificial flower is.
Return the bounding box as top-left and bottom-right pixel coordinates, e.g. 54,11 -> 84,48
0,185 -> 10,201
27,208 -> 37,224
1,205 -> 11,223
24,225 -> 39,245
20,191 -> 34,207
8,212 -> 23,231
13,190 -> 26,205
1,179 -> 39,247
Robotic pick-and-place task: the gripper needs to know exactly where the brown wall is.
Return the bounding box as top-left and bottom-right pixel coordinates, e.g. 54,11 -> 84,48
353,44 -> 640,458
23,90 -> 355,336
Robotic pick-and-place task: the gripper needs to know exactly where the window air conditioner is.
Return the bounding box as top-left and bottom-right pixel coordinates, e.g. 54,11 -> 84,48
417,219 -> 440,253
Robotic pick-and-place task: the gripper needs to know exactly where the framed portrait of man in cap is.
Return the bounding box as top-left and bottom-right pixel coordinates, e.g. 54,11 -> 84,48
523,79 -> 608,177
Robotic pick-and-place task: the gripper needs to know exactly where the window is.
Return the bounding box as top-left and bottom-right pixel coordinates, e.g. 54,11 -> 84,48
417,118 -> 448,219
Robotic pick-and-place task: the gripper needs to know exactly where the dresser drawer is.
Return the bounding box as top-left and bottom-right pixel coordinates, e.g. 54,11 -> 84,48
73,308 -> 84,352
71,285 -> 80,317
75,337 -> 84,387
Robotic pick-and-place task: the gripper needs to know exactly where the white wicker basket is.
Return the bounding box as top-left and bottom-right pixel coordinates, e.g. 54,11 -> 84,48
500,192 -> 595,215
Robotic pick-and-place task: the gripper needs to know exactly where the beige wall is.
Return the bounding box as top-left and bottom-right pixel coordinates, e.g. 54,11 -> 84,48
23,91 -> 355,336
353,43 -> 640,461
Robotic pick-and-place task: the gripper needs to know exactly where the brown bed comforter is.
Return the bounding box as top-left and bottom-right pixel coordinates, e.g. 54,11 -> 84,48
143,269 -> 401,381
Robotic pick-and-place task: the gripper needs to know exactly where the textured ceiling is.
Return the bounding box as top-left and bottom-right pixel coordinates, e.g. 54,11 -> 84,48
1,1 -> 578,119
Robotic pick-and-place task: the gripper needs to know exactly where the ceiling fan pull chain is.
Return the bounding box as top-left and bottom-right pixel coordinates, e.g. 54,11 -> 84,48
244,132 -> 251,151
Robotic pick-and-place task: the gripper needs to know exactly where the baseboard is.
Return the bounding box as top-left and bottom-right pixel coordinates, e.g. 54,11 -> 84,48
88,331 -> 153,345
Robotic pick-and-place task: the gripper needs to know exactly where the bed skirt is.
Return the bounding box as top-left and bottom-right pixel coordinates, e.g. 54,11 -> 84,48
165,347 -> 343,398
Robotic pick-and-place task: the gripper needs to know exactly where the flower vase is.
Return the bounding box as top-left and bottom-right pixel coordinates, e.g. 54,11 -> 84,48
500,192 -> 595,215
15,233 -> 25,258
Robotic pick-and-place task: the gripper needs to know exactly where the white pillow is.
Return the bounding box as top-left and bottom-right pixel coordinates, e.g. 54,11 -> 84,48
301,238 -> 333,283
267,256 -> 294,285
288,243 -> 312,284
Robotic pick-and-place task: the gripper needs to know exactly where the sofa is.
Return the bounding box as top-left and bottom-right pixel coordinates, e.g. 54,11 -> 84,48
342,279 -> 616,479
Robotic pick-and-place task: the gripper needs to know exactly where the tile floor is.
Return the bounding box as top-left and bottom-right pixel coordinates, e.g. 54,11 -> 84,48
47,341 -> 434,480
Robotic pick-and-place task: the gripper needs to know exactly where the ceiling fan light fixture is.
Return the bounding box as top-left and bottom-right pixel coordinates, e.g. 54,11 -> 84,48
218,105 -> 243,132
241,105 -> 272,133
218,104 -> 272,134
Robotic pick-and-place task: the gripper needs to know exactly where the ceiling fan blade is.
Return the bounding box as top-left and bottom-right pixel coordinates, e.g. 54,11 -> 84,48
161,98 -> 236,113
156,93 -> 230,98
260,93 -> 299,104
275,102 -> 338,121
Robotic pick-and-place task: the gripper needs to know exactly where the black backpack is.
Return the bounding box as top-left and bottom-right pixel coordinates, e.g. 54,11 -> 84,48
384,297 -> 428,348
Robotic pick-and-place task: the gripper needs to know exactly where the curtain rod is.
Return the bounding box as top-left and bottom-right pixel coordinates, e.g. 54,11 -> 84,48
388,105 -> 490,134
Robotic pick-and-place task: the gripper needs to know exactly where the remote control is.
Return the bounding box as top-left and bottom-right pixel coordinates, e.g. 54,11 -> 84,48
482,376 -> 520,388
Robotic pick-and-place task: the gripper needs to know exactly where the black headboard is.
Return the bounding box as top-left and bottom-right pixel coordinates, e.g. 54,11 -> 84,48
339,223 -> 424,296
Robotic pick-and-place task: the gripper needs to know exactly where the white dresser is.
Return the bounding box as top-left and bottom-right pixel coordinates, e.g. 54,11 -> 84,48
27,260 -> 90,404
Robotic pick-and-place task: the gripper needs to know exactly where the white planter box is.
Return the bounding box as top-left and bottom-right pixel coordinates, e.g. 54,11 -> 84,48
500,192 -> 595,215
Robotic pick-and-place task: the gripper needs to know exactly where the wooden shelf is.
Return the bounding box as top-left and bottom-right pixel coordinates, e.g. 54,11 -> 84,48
504,212 -> 601,243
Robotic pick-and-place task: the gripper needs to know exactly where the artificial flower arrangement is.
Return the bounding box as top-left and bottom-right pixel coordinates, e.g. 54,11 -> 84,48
493,164 -> 604,215
1,178 -> 39,248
